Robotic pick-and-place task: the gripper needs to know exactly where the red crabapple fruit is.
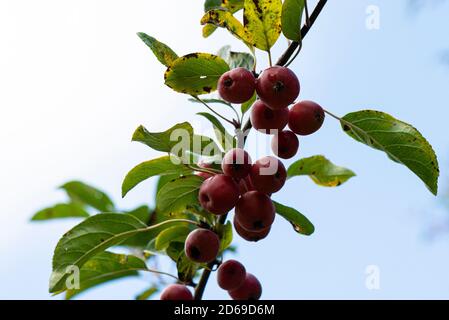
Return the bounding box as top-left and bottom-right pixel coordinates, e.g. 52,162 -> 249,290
288,100 -> 325,135
221,148 -> 252,180
217,260 -> 247,291
185,229 -> 220,263
235,191 -> 275,232
249,156 -> 287,194
250,100 -> 289,134
199,174 -> 240,215
228,273 -> 262,300
233,217 -> 271,242
218,68 -> 256,104
256,66 -> 300,110
271,130 -> 299,159
160,284 -> 193,300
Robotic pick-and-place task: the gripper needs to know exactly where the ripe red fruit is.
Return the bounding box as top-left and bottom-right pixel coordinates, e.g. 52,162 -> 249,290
199,174 -> 240,215
195,161 -> 215,180
288,100 -> 325,135
228,273 -> 262,300
217,260 -> 246,291
256,66 -> 300,110
249,156 -> 287,194
185,229 -> 220,263
233,217 -> 271,242
218,67 -> 256,104
222,148 -> 252,179
235,191 -> 275,232
250,100 -> 289,134
271,130 -> 299,159
160,284 -> 193,300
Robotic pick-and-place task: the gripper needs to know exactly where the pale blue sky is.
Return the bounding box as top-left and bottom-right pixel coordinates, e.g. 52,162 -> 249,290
1,0 -> 449,299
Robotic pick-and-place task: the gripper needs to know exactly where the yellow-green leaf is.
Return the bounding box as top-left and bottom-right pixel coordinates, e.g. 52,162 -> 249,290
164,53 -> 230,95
288,156 -> 356,187
137,33 -> 178,67
243,0 -> 282,51
201,9 -> 253,45
202,0 -> 245,38
341,110 -> 439,195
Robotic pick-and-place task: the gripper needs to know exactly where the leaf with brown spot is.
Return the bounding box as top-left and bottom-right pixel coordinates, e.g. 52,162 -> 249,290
164,53 -> 230,95
243,0 -> 282,51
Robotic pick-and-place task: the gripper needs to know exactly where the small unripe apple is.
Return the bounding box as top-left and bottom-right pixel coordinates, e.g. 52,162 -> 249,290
250,156 -> 287,194
235,191 -> 275,232
250,100 -> 289,134
228,273 -> 262,300
185,229 -> 220,263
217,260 -> 246,291
271,130 -> 299,159
288,100 -> 325,135
222,148 -> 252,179
199,174 -> 240,215
256,66 -> 300,110
233,217 -> 271,242
160,284 -> 193,300
218,67 -> 256,104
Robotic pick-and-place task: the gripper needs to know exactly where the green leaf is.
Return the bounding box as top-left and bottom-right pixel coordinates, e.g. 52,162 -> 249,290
156,174 -> 181,198
50,213 -> 149,293
132,122 -> 192,153
60,181 -> 115,212
241,92 -> 256,115
197,112 -> 236,151
136,287 -> 159,300
166,242 -> 185,262
273,201 -> 314,236
177,251 -> 199,283
243,0 -> 282,51
281,0 -> 305,41
341,110 -> 439,195
287,156 -> 356,187
120,206 -> 156,248
125,205 -> 153,224
217,221 -> 233,252
217,45 -> 255,70
132,123 -> 221,158
156,176 -> 204,215
65,252 -> 147,299
31,203 -> 89,221
164,53 -> 230,95
201,9 -> 253,45
137,33 -> 178,67
122,156 -> 192,197
204,0 -> 222,11
155,225 -> 192,251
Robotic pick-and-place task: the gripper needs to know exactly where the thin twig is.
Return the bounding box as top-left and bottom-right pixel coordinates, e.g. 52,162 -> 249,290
192,95 -> 236,127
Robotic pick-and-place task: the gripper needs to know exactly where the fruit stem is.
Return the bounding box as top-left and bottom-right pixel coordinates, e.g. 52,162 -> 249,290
267,50 -> 273,67
194,214 -> 228,300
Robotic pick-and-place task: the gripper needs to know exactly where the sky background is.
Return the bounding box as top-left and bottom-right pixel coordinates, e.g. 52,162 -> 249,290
1,0 -> 449,299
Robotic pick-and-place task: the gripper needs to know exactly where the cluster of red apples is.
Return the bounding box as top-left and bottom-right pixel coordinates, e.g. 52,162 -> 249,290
160,66 -> 324,300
